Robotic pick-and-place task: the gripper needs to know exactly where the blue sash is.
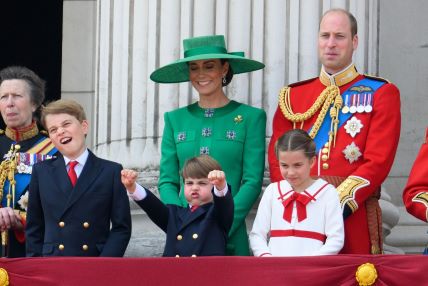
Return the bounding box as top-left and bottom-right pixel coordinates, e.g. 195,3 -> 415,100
1,138 -> 57,208
310,78 -> 386,152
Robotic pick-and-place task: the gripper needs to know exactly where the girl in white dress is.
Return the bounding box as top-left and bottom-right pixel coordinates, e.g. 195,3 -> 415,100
250,129 -> 344,256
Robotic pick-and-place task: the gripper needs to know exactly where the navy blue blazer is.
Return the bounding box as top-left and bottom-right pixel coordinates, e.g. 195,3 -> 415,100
26,150 -> 132,257
137,186 -> 234,257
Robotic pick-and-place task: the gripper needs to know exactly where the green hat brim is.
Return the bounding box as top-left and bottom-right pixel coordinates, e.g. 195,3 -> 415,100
150,53 -> 265,83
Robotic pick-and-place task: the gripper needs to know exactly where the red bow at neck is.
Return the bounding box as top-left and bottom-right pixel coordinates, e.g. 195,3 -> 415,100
282,192 -> 313,223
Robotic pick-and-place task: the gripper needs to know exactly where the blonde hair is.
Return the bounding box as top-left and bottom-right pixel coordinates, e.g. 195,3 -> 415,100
181,155 -> 222,179
41,99 -> 86,129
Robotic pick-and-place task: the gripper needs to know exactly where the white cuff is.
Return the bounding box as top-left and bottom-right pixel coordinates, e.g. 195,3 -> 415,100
213,182 -> 228,197
128,183 -> 147,201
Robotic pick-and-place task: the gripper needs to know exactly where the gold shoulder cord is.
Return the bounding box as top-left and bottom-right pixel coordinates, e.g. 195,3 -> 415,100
0,144 -> 20,257
278,85 -> 342,156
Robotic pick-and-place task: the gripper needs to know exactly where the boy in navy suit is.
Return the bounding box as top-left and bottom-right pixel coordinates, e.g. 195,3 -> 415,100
26,99 -> 131,257
121,155 -> 234,257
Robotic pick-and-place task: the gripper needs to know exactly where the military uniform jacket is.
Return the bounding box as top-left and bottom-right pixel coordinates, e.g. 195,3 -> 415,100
26,151 -> 132,257
0,129 -> 56,258
159,100 -> 266,255
268,68 -> 401,254
403,128 -> 428,222
137,187 -> 234,257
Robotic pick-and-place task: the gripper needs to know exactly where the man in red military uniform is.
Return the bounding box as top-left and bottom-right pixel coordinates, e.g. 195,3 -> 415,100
268,9 -> 401,254
403,128 -> 428,223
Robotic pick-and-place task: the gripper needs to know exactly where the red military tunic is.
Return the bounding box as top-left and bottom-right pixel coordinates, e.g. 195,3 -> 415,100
268,64 -> 401,254
403,128 -> 428,222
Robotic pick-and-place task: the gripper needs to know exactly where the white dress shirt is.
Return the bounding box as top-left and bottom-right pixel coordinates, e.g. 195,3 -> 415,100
63,149 -> 89,179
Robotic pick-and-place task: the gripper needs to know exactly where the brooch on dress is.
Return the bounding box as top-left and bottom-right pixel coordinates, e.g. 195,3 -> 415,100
226,130 -> 236,140
204,109 -> 215,118
201,128 -> 212,137
344,117 -> 363,138
343,142 -> 362,163
200,147 -> 209,155
234,115 -> 243,124
177,132 -> 186,142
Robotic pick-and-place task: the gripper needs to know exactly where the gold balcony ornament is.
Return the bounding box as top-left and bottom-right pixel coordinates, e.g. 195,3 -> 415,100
0,268 -> 9,286
355,262 -> 378,286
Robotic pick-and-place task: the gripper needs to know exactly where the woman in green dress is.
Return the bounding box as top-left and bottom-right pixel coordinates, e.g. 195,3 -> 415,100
151,35 -> 266,255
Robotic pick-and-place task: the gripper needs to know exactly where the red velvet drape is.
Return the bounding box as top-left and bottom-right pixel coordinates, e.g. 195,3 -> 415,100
0,255 -> 426,286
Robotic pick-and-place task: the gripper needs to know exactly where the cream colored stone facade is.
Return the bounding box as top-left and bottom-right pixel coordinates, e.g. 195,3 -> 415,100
61,0 -> 428,255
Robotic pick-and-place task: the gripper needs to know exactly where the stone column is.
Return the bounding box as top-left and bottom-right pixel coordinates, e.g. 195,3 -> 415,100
95,0 -> 380,168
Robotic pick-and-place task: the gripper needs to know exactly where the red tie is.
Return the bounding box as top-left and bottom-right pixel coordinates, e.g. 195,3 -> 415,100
190,205 -> 199,212
68,161 -> 78,187
282,192 -> 312,223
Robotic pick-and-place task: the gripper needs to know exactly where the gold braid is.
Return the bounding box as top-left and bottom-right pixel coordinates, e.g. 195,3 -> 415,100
278,85 -> 341,142
0,144 -> 20,257
0,160 -> 7,202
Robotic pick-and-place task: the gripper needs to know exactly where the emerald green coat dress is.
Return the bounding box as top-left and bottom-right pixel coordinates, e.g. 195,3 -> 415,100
159,100 -> 266,255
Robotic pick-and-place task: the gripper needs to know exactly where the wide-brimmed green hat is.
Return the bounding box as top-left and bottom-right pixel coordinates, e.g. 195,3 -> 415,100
150,35 -> 265,83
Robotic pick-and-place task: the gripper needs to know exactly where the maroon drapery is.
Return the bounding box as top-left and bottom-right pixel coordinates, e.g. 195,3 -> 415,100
0,255 -> 426,286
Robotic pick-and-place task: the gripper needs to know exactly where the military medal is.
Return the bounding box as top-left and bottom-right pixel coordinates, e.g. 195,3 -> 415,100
344,117 -> 363,138
343,142 -> 362,163
16,152 -> 52,174
342,94 -> 350,114
349,94 -> 357,113
356,93 -> 365,113
364,93 -> 373,112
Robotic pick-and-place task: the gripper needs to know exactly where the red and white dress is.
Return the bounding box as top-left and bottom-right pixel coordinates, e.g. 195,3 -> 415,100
249,178 -> 344,256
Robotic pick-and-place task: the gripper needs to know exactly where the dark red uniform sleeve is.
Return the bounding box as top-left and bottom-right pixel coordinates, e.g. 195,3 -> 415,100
403,128 -> 428,222
268,106 -> 293,182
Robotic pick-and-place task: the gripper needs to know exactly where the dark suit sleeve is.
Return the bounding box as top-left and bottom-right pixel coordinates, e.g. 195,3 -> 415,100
100,164 -> 132,257
26,164 -> 44,257
213,184 -> 234,233
135,189 -> 170,232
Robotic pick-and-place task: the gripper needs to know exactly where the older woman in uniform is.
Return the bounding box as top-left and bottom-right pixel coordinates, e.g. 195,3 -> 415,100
0,66 -> 57,257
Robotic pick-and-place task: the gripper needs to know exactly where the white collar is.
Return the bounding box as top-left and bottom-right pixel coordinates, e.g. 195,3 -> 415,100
63,149 -> 89,167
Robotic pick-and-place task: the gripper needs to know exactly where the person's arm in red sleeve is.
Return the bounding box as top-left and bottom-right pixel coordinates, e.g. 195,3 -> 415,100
268,106 -> 293,182
403,128 -> 428,222
337,83 -> 401,218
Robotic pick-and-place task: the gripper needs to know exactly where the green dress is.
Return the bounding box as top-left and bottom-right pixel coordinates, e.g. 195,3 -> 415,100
159,100 -> 266,255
